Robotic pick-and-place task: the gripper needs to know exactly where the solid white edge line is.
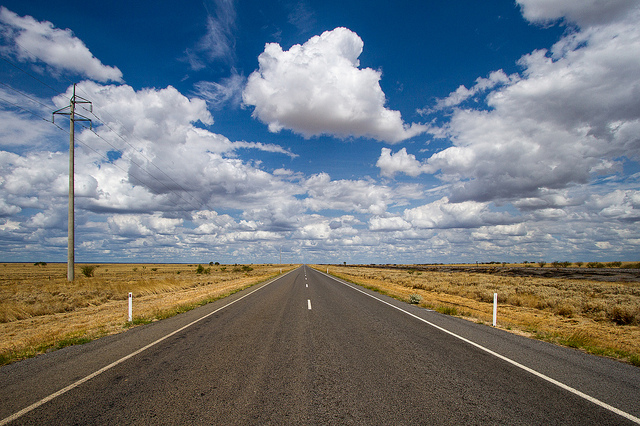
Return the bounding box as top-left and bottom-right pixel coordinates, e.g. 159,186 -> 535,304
318,269 -> 640,425
0,269 -> 297,426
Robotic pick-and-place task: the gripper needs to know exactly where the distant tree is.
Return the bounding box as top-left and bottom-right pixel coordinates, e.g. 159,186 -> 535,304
538,261 -> 546,268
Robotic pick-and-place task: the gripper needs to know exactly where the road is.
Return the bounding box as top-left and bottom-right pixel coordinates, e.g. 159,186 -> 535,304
1,266 -> 639,424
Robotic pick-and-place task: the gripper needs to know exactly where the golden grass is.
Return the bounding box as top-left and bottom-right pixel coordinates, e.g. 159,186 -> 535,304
0,263 -> 296,365
314,265 -> 640,366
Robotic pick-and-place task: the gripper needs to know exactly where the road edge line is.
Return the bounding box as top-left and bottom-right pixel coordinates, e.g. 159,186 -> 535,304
0,268 -> 297,426
319,269 -> 640,425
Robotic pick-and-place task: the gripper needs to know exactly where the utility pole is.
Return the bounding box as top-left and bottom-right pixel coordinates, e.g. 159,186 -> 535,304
53,84 -> 92,281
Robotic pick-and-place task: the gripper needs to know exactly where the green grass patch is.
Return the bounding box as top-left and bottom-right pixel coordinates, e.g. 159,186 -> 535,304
435,305 -> 458,316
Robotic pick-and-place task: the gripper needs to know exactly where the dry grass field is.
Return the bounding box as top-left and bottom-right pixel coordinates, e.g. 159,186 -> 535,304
0,263 -> 295,366
315,264 -> 640,366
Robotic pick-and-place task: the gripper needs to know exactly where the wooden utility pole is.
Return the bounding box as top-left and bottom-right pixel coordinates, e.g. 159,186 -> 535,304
53,84 -> 92,281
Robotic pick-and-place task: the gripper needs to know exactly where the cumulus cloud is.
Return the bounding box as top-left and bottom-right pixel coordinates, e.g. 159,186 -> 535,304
420,2 -> 640,204
243,27 -> 427,143
368,216 -> 411,232
0,7 -> 123,82
402,197 -> 515,230
304,172 -> 393,215
377,147 -> 431,178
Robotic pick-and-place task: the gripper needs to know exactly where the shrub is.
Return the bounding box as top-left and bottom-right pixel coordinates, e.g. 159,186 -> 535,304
608,305 -> 638,325
606,261 -> 622,268
538,261 -> 546,267
556,304 -> 574,317
34,262 -> 47,266
81,265 -> 96,278
587,262 -> 605,268
241,265 -> 253,272
409,294 -> 422,304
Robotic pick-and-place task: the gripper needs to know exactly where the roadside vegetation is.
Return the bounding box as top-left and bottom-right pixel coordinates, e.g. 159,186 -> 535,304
315,264 -> 640,367
0,263 -> 294,366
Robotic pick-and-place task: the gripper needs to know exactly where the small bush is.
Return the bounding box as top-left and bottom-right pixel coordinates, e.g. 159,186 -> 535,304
556,304 -> 574,317
408,294 -> 422,304
195,265 -> 211,274
608,305 -> 638,325
34,262 -> 47,266
241,265 -> 253,272
538,261 -> 546,267
81,265 -> 96,278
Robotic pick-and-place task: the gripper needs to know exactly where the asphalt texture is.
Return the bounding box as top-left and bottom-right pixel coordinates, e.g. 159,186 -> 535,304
1,266 -> 639,425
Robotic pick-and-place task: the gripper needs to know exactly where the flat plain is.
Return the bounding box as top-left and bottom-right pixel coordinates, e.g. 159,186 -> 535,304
317,263 -> 640,366
0,263 -> 293,365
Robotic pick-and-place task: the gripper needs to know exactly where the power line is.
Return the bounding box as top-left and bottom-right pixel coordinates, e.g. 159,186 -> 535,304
79,105 -> 204,206
0,82 -> 54,111
0,56 -> 62,95
1,54 -> 218,214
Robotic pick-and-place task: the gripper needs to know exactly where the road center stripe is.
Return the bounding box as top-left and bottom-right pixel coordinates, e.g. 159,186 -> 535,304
0,269 -> 296,426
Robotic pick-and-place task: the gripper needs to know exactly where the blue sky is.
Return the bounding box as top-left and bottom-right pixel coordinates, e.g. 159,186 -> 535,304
0,0 -> 638,264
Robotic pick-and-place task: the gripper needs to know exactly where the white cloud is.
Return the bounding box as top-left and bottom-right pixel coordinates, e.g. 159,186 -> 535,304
184,0 -> 236,69
421,4 -> 640,204
588,189 -> 640,221
0,7 -> 123,83
304,172 -> 393,215
193,72 -> 245,109
403,197 -> 515,229
425,70 -> 517,112
516,0 -> 638,27
368,216 -> 411,231
377,147 -> 430,178
243,27 -> 427,143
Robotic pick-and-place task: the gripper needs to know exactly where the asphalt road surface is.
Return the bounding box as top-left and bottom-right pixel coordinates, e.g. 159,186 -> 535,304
1,266 -> 639,425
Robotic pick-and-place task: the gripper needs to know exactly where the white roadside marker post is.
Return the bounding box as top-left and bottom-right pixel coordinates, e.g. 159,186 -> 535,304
128,292 -> 133,322
493,293 -> 498,327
